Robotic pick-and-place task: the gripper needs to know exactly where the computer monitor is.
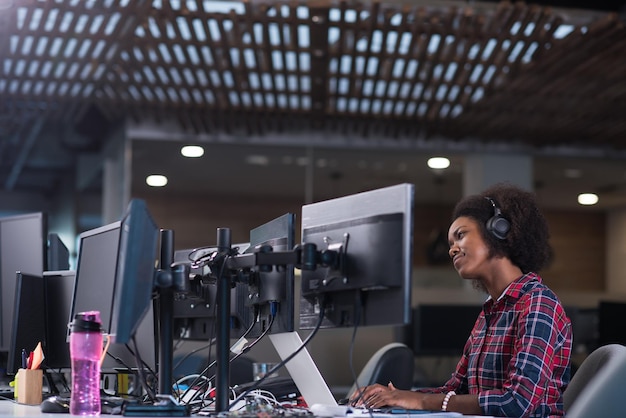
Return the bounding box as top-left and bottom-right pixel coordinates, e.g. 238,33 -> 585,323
597,300 -> 626,346
47,233 -> 70,271
409,304 -> 482,356
173,243 -> 251,341
244,213 -> 296,337
69,221 -> 121,338
7,271 -> 77,375
299,183 -> 414,329
7,273 -> 46,375
0,212 -> 48,351
43,270 -> 76,370
109,199 -> 159,345
69,218 -> 156,372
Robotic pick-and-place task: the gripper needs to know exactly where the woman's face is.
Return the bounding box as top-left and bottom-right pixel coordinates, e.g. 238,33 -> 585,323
448,216 -> 491,280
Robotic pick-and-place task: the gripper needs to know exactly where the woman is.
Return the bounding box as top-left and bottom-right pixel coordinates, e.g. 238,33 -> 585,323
351,183 -> 572,417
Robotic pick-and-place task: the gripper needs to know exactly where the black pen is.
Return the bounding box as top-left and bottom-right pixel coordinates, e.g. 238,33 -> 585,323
21,348 -> 27,369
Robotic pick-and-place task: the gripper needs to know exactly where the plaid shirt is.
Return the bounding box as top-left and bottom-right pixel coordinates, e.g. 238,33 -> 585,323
423,273 -> 572,417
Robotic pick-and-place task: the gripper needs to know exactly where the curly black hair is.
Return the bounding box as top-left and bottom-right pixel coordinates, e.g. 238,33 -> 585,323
451,182 -> 552,273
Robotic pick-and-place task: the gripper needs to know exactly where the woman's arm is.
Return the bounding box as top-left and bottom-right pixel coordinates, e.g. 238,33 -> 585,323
351,382 -> 483,415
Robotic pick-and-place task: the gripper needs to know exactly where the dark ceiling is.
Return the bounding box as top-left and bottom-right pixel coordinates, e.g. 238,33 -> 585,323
1,0 -> 626,210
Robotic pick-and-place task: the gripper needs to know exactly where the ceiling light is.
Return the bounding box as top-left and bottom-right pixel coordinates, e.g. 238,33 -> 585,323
246,155 -> 269,165
577,193 -> 598,205
296,156 -> 309,166
564,168 -> 581,178
181,145 -> 204,158
427,157 -> 450,169
146,175 -> 168,187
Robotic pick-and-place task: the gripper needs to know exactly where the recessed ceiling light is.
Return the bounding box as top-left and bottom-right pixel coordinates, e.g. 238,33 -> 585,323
246,155 -> 269,165
564,168 -> 581,178
296,156 -> 309,166
181,145 -> 204,158
427,157 -> 450,169
146,175 -> 168,187
578,193 -> 598,205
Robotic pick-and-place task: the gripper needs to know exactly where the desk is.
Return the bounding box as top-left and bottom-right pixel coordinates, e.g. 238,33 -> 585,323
0,400 -> 490,418
0,400 -> 58,417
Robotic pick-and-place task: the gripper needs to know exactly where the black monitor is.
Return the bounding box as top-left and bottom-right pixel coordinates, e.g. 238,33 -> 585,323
43,270 -> 76,370
69,217 -> 156,372
0,212 -> 48,351
565,305 -> 599,354
69,221 -> 122,338
7,273 -> 46,375
7,271 -> 77,375
409,304 -> 483,356
47,233 -> 70,271
597,300 -> 626,346
173,243 -> 251,341
244,213 -> 296,337
109,199 -> 159,345
299,184 -> 414,329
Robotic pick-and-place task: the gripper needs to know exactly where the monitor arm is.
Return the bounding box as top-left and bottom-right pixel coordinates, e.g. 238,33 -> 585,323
122,229 -> 191,417
206,229 -> 346,413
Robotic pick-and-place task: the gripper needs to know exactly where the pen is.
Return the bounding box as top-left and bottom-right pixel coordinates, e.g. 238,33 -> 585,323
27,351 -> 34,369
21,349 -> 27,369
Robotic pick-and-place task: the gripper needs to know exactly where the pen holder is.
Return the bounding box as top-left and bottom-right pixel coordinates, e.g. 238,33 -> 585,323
16,368 -> 43,405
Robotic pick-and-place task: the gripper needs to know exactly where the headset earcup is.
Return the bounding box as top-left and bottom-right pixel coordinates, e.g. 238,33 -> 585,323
487,215 -> 510,240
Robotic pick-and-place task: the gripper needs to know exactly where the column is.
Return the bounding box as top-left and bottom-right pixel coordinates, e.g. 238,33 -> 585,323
606,210 -> 626,294
463,153 -> 533,195
102,123 -> 132,224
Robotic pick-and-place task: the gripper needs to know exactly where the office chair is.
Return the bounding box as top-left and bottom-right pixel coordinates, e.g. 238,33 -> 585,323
564,343 -> 626,417
347,342 -> 414,399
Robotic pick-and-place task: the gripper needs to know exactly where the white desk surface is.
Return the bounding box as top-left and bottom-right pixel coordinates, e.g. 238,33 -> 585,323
0,400 -> 490,417
0,400 -> 61,417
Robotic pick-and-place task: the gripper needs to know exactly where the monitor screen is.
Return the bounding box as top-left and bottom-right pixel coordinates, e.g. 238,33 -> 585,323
7,273 -> 46,375
409,304 -> 482,356
597,300 -> 626,346
69,221 -> 121,337
47,233 -> 70,271
299,184 -> 414,329
69,218 -> 156,372
0,212 -> 47,351
109,199 -> 159,345
43,270 -> 76,370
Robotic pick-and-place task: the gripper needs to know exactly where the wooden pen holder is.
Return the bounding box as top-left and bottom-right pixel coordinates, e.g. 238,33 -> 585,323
16,368 -> 43,405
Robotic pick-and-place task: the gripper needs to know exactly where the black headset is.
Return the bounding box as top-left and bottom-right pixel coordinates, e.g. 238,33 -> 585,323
485,196 -> 510,240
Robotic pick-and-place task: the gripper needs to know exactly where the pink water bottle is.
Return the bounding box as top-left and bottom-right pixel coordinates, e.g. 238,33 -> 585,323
69,311 -> 103,416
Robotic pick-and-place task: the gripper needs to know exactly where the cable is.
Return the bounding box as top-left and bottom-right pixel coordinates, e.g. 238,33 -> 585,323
228,294 -> 329,410
132,335 -> 157,401
178,304 -> 260,408
345,290 -> 375,418
172,337 -> 216,374
348,290 -> 364,397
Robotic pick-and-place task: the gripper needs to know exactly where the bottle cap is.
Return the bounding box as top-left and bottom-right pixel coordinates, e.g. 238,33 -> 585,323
71,311 -> 102,333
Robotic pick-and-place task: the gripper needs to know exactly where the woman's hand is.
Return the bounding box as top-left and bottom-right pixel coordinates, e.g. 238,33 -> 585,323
350,382 -> 429,410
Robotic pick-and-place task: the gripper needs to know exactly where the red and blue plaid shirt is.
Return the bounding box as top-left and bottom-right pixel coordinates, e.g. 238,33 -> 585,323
423,273 -> 572,417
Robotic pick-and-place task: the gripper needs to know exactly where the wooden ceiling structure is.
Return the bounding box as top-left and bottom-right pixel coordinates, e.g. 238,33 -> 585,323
0,0 -> 625,195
